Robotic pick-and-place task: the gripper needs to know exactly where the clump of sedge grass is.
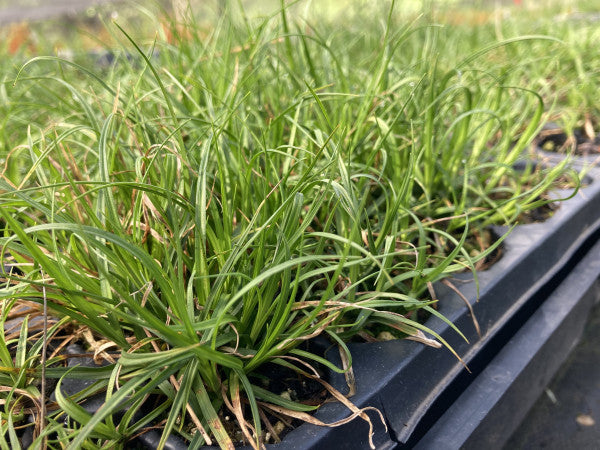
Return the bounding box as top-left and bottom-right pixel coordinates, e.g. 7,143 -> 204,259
0,1 -> 580,448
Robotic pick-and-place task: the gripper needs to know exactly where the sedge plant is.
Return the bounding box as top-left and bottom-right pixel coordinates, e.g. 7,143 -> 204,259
0,0 -> 581,448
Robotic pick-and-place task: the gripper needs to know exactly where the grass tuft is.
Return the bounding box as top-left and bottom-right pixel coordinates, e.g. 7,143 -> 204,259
0,0 -> 591,447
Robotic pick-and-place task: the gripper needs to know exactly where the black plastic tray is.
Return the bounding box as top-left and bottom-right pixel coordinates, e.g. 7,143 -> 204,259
415,226 -> 600,449
258,158 -> 600,449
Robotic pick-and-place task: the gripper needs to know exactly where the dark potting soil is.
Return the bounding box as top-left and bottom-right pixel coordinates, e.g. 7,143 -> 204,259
518,201 -> 559,224
470,228 -> 503,271
243,360 -> 330,444
536,125 -> 600,155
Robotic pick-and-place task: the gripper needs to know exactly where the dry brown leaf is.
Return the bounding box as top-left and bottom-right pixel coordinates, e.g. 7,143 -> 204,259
255,372 -> 387,450
442,278 -> 481,338
0,386 -> 41,411
259,399 -> 384,450
405,329 -> 443,348
258,408 -> 281,444
229,379 -> 260,449
81,328 -> 117,364
339,345 -> 356,397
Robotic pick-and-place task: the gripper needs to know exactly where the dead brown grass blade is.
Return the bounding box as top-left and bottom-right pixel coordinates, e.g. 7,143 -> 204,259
405,329 -> 443,348
228,376 -> 260,450
259,375 -> 387,450
258,407 -> 281,444
338,344 -> 356,397
441,278 -> 481,338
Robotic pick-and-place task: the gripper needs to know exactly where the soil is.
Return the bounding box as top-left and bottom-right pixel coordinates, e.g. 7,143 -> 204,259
536,125 -> 600,155
518,201 -> 559,224
468,228 -> 503,271
247,360 -> 330,443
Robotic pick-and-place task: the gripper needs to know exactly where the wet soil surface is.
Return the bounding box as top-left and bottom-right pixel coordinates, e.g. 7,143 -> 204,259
505,300 -> 600,449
